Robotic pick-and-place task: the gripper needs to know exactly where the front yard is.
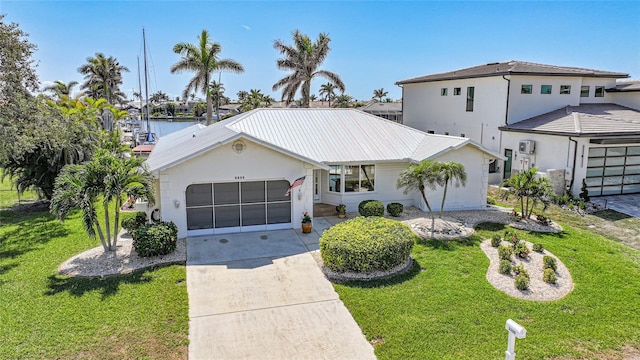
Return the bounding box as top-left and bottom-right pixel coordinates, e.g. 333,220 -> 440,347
0,207 -> 189,359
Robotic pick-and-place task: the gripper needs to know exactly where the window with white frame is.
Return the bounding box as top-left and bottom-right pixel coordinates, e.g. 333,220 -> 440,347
441,88 -> 448,96
328,164 -> 375,193
541,85 -> 552,94
595,86 -> 605,97
453,87 -> 461,95
580,86 -> 590,97
521,85 -> 532,94
560,85 -> 571,94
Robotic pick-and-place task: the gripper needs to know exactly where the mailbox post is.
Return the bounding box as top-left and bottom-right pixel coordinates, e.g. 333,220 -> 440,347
505,319 -> 526,360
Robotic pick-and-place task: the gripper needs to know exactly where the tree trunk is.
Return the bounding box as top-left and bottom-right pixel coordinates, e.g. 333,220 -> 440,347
520,196 -> 525,219
303,82 -> 311,108
439,181 -> 449,218
419,188 -> 435,238
206,92 -> 213,126
104,203 -> 113,251
95,219 -> 108,252
112,200 -> 121,250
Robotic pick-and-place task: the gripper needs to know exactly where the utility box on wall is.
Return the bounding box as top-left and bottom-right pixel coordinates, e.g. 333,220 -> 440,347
519,140 -> 536,154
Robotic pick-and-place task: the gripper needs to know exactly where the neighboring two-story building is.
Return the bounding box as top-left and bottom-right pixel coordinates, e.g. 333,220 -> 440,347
397,61 -> 640,197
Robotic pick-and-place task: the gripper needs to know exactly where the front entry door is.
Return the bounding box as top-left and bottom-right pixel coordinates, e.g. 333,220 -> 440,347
313,169 -> 321,202
504,149 -> 513,179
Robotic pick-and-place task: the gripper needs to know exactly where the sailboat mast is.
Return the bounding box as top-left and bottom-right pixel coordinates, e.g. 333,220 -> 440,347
137,56 -> 143,120
143,28 -> 152,142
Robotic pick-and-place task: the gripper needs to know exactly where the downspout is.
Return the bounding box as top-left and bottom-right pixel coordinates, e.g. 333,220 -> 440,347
502,75 -> 511,125
568,136 -> 578,195
397,83 -> 404,124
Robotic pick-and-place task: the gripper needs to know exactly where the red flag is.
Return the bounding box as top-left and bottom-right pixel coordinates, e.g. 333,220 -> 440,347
285,176 -> 305,196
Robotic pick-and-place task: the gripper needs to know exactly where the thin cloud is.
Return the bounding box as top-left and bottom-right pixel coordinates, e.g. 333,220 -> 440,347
242,25 -> 251,31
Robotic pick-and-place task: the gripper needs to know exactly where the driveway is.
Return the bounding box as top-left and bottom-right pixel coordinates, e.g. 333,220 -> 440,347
186,224 -> 375,359
591,194 -> 640,218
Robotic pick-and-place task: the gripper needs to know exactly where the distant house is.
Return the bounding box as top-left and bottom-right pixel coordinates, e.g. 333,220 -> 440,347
145,109 -> 501,237
360,101 -> 403,123
397,60 -> 639,195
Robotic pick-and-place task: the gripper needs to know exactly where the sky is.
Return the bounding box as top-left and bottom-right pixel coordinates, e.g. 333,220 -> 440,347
1,1 -> 639,102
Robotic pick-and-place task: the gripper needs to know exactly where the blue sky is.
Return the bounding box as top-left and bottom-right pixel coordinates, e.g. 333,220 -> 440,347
2,1 -> 639,102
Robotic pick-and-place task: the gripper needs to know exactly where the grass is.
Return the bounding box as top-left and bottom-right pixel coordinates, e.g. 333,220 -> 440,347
334,222 -> 640,359
0,170 -> 38,210
0,176 -> 189,359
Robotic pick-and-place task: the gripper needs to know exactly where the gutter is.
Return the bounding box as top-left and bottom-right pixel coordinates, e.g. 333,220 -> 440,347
502,75 -> 511,125
568,136 -> 578,194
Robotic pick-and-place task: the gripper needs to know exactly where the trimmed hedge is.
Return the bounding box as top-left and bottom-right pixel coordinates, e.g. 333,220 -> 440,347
132,221 -> 178,257
121,211 -> 148,233
320,216 -> 415,273
386,202 -> 404,217
358,200 -> 384,217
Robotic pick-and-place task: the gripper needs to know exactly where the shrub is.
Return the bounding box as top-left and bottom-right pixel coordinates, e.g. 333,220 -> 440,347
336,204 -> 346,215
319,217 -> 415,273
543,256 -> 557,271
514,274 -> 530,290
499,260 -> 512,274
487,196 -> 496,205
491,235 -> 502,247
504,231 -> 519,244
543,268 -> 558,284
358,200 -> 384,217
512,264 -> 529,279
579,178 -> 590,202
386,202 -> 404,217
536,214 -> 551,226
532,243 -> 544,252
512,241 -> 530,259
132,221 -> 178,257
121,211 -> 148,233
498,246 -> 512,261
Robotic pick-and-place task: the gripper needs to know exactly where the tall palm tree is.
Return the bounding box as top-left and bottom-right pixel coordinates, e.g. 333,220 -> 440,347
436,162 -> 467,218
78,52 -> 129,105
396,160 -> 441,238
373,88 -> 388,102
209,80 -> 225,120
171,29 -> 244,125
236,90 -> 249,103
272,30 -> 345,108
332,94 -> 352,108
319,82 -> 337,107
43,80 -> 79,99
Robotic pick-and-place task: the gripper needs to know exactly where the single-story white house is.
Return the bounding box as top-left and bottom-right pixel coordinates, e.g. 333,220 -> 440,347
145,108 -> 502,237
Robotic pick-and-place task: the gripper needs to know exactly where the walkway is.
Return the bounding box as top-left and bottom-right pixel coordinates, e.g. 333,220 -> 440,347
591,194 -> 640,218
186,218 -> 375,359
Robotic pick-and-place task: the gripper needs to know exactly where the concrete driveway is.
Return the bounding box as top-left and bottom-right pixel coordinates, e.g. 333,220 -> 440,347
591,194 -> 640,218
186,225 -> 375,359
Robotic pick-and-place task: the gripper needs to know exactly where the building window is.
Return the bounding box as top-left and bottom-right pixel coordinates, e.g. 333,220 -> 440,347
453,87 -> 461,95
466,86 -> 474,112
521,85 -> 532,94
595,86 -> 605,97
444,132 -> 449,135
560,85 -> 571,94
541,85 -> 552,94
441,88 -> 448,96
580,86 -> 590,97
427,130 -> 435,134
460,133 -> 465,137
329,164 -> 375,193
489,159 -> 499,173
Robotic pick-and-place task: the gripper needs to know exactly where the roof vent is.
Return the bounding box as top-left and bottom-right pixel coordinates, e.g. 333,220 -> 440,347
486,62 -> 499,66
232,140 -> 246,154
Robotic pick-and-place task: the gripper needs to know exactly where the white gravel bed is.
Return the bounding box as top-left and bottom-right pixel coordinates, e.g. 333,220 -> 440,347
480,239 -> 573,301
58,231 -> 186,277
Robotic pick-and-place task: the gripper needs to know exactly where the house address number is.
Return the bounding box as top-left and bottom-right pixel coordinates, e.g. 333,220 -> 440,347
234,176 -> 245,180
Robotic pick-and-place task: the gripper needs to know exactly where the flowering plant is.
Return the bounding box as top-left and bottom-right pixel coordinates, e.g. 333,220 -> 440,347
301,211 -> 312,223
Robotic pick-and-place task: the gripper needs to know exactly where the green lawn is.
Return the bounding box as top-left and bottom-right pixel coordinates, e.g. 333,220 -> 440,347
334,223 -> 640,359
0,191 -> 188,358
0,170 -> 38,209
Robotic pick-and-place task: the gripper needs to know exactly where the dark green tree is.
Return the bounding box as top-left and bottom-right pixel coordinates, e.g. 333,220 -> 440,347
78,52 -> 129,104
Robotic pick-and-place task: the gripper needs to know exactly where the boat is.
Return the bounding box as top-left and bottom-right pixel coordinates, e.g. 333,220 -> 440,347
137,28 -> 156,146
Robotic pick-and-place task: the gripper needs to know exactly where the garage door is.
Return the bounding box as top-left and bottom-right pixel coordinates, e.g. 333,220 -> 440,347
185,180 -> 292,235
585,146 -> 640,196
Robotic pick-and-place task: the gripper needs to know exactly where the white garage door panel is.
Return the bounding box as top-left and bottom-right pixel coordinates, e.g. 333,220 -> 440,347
586,146 -> 640,196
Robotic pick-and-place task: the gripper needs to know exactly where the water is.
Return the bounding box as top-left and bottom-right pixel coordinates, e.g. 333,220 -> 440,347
147,120 -> 201,138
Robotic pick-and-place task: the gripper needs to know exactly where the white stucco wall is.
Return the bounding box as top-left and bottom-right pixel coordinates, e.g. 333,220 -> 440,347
611,92 -> 640,110
579,78 -> 618,104
154,138 -> 314,237
507,76 -> 582,124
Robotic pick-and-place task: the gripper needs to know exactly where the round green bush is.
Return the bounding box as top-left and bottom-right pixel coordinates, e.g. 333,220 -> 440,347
512,241 -> 530,258
514,274 -> 530,290
386,202 -> 404,217
121,211 -> 147,233
499,260 -> 512,274
491,234 -> 502,247
512,264 -> 529,279
132,221 -> 178,257
498,245 -> 512,261
543,255 -> 557,271
543,268 -> 557,284
358,200 -> 384,217
532,243 -> 544,252
319,217 -> 415,273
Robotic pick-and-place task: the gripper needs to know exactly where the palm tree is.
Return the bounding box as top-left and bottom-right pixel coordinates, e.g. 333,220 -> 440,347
436,162 -> 467,218
396,160 -> 441,238
171,29 -> 244,125
209,80 -> 225,121
309,94 -> 317,102
43,80 -> 79,99
78,52 -> 129,105
272,30 -> 345,108
319,82 -> 337,107
332,94 -> 353,108
236,90 -> 249,103
501,167 -> 553,219
373,88 -> 388,102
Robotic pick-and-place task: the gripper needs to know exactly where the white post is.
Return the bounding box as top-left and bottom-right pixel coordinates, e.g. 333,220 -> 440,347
505,319 -> 526,360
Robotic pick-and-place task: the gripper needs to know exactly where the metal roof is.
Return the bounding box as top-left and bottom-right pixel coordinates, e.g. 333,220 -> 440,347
146,109 -> 501,172
396,60 -> 629,85
360,101 -> 402,114
499,104 -> 640,137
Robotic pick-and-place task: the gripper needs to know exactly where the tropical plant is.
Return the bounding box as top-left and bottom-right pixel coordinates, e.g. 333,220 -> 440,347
78,52 -> 129,105
209,80 -> 225,120
272,30 -> 345,108
500,167 -> 554,219
171,29 -> 244,125
332,94 -> 353,108
50,148 -> 155,252
236,90 -> 249,103
149,91 -> 170,104
239,89 -> 274,112
396,160 -> 441,237
309,94 -> 317,102
319,82 -> 337,107
436,161 -> 467,218
386,202 -> 404,217
192,103 -> 206,117
43,80 -> 79,99
373,88 -> 388,102
579,178 -> 590,202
